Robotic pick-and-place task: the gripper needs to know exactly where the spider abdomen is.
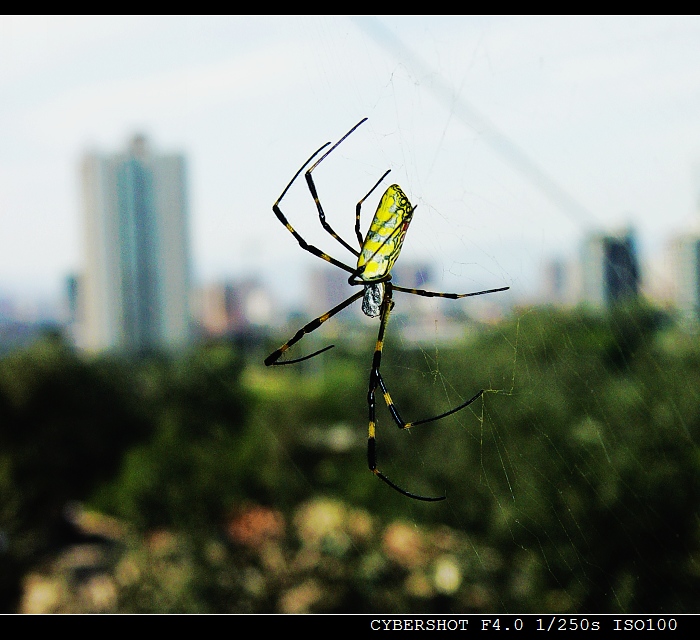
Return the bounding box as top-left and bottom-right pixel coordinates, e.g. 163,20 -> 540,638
357,184 -> 414,282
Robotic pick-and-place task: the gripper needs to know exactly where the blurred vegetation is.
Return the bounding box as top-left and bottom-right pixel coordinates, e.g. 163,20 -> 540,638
1,303 -> 699,613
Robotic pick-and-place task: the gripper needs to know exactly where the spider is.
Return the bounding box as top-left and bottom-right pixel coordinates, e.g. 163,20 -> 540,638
265,118 -> 509,501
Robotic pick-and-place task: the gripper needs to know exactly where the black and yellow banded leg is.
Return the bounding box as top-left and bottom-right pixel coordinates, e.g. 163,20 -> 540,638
377,371 -> 483,429
392,284 -> 510,299
355,169 -> 392,246
272,203 -> 356,276
366,284 -> 445,501
264,290 -> 364,366
305,172 -> 359,258
272,141 -> 357,276
305,119 -> 368,257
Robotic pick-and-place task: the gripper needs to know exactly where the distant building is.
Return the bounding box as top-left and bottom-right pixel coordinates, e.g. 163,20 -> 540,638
307,268 -> 351,318
540,258 -> 568,305
66,274 -> 79,324
581,227 -> 640,309
306,261 -> 434,321
194,279 -> 274,337
390,261 -> 438,318
196,282 -> 238,337
667,231 -> 700,322
391,262 -> 432,289
79,135 -> 191,353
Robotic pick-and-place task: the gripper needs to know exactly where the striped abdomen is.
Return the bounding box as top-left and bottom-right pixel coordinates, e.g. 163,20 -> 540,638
356,184 -> 413,282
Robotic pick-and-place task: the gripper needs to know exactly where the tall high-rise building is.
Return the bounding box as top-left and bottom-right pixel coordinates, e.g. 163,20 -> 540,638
581,227 -> 640,309
79,135 -> 191,353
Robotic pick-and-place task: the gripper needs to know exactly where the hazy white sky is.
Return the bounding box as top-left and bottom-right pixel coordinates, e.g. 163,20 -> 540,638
2,15 -> 700,306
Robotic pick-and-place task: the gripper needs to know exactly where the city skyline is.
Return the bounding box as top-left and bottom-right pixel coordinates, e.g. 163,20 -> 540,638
3,17 -> 700,312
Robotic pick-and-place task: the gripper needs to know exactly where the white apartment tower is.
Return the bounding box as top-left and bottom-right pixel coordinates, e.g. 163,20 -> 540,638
80,135 -> 191,353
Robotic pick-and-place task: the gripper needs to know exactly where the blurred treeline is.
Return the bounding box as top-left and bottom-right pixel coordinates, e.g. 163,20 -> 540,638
1,304 -> 699,613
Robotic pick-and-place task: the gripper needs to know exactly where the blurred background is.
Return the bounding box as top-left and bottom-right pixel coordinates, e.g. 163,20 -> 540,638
1,15 -> 699,613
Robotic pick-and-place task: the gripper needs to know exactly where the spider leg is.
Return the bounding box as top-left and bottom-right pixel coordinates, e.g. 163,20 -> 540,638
377,371 -> 483,429
264,290 -> 364,366
305,119 -> 369,257
355,169 -> 392,246
392,284 -> 510,299
367,283 -> 445,502
369,282 -> 499,428
273,142 -> 357,275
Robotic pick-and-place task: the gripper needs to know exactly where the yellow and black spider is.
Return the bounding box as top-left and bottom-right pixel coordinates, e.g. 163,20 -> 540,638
265,118 -> 509,501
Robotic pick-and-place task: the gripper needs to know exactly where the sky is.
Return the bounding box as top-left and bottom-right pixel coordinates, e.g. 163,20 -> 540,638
3,15 -> 700,311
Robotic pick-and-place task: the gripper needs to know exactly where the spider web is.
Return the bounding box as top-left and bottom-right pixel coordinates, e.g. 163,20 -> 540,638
5,14 -> 699,616
258,16 -> 700,614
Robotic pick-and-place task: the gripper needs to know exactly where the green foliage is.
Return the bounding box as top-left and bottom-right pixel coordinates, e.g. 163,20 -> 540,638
0,334 -> 149,609
3,304 -> 700,613
91,343 -> 251,533
435,304 -> 700,612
